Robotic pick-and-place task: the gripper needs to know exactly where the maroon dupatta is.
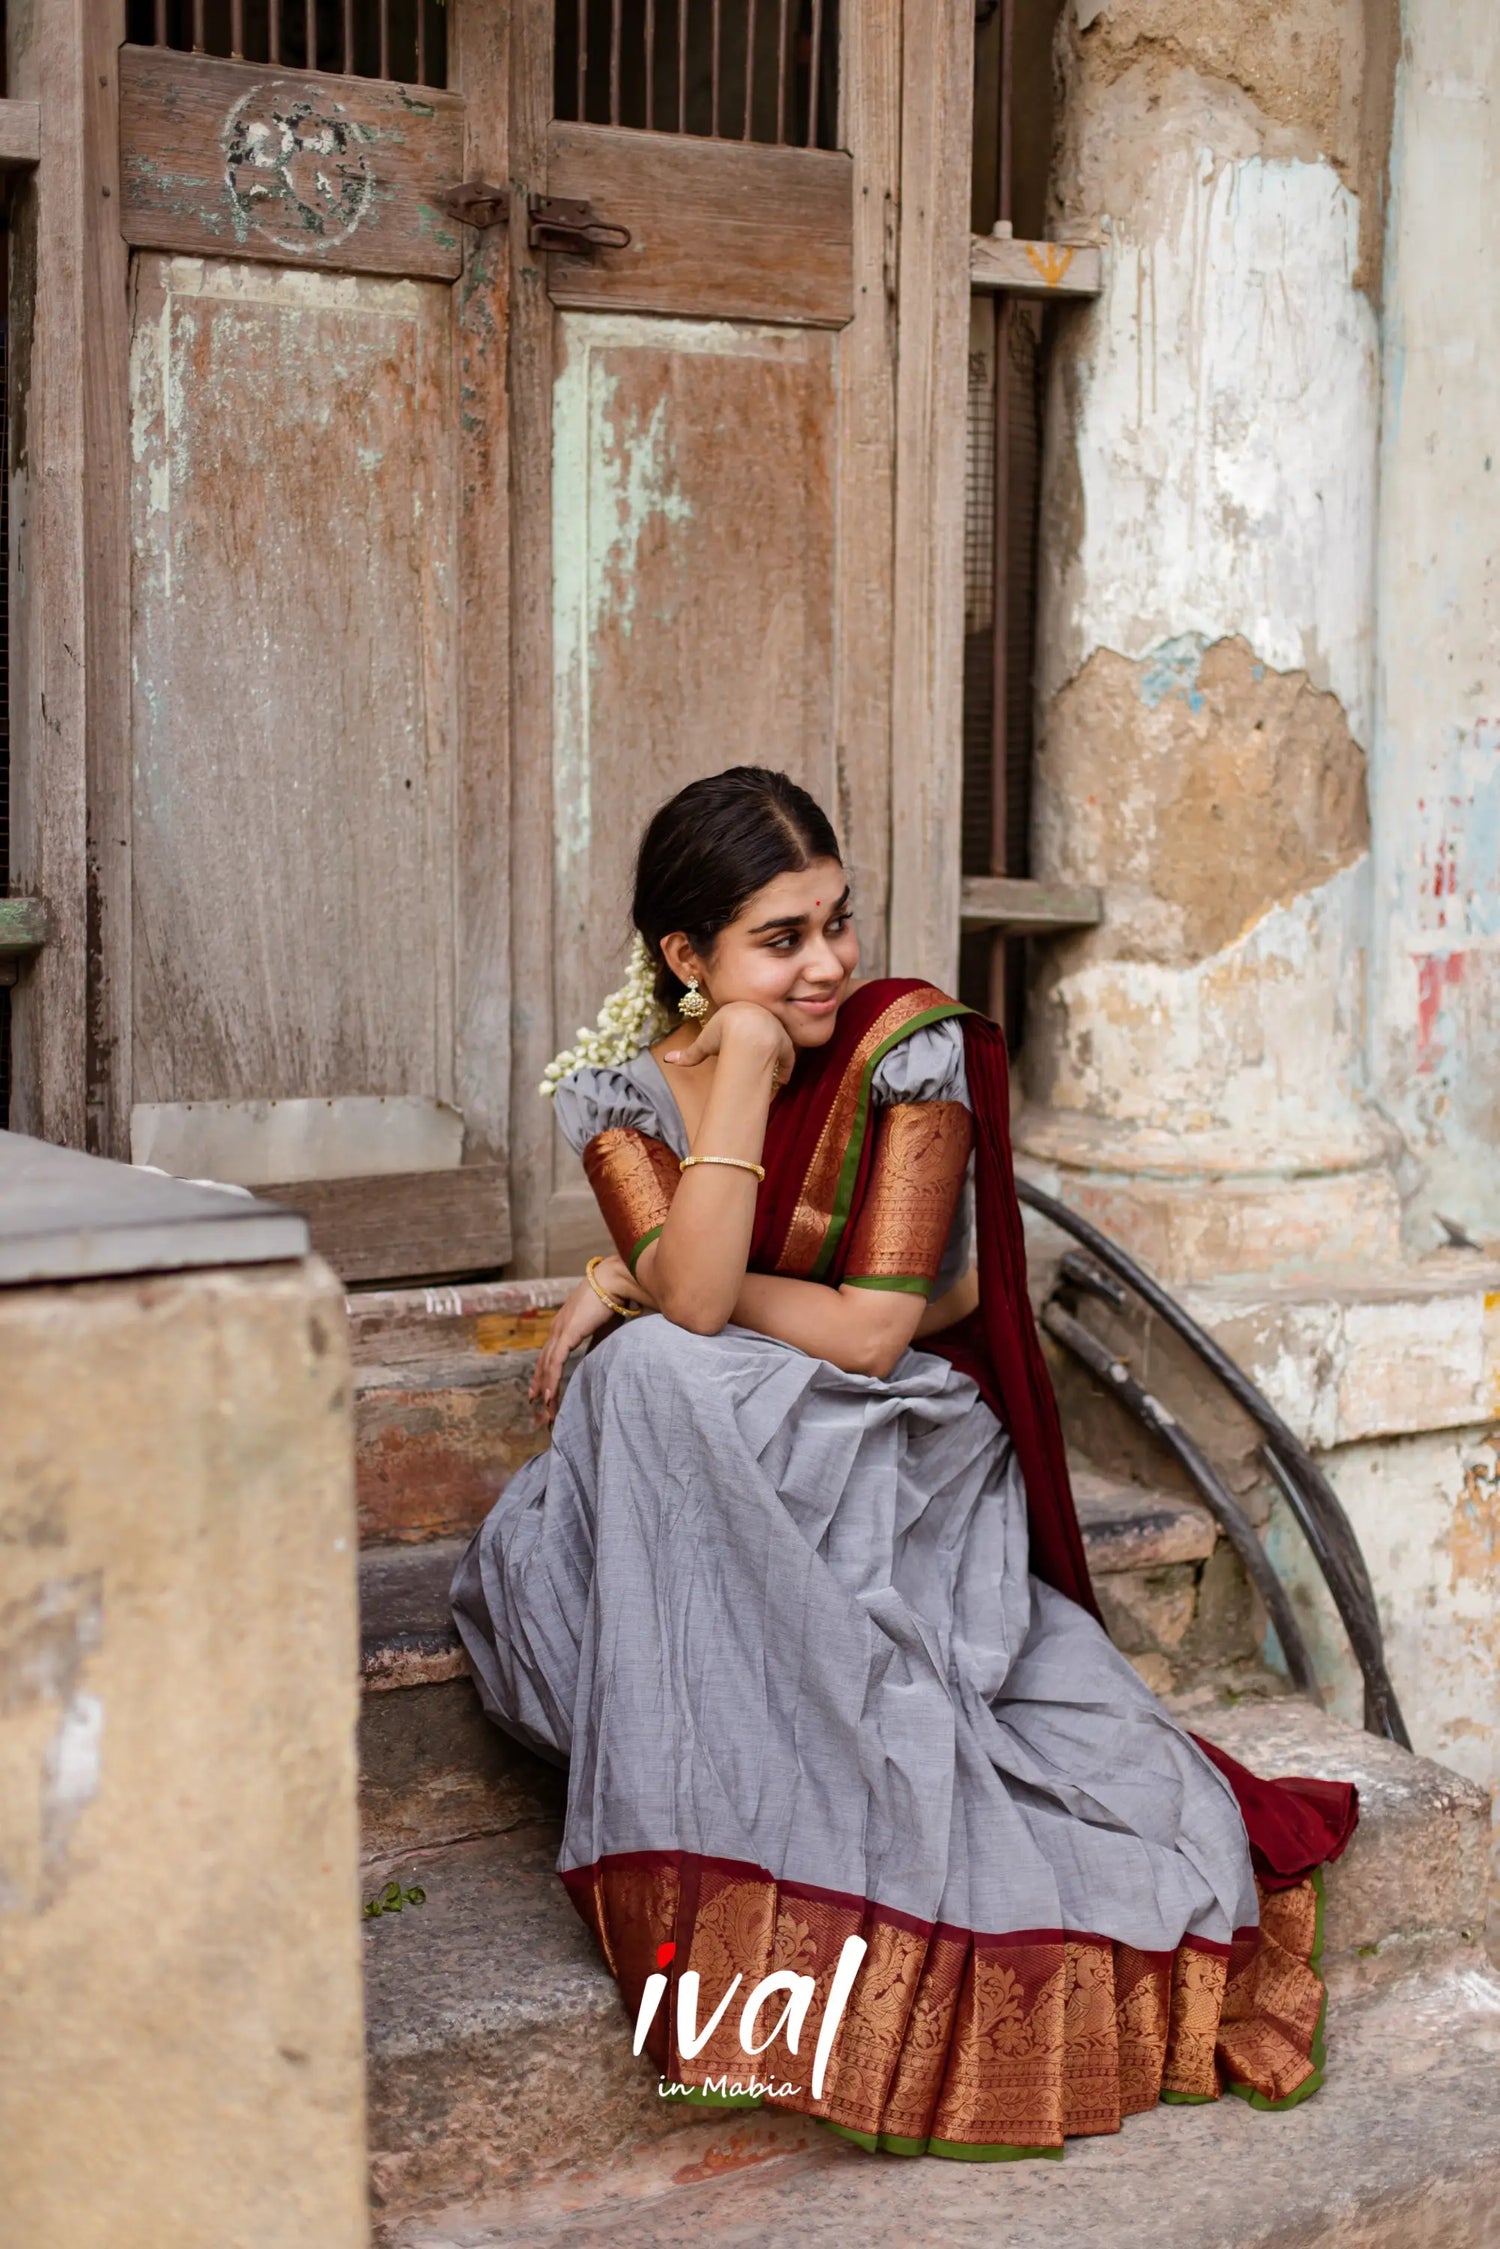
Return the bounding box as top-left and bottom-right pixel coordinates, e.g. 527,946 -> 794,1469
746,978 -> 1357,1891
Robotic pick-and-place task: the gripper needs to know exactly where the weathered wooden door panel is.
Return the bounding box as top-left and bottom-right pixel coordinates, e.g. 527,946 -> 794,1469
119,46 -> 465,280
114,13 -> 512,1285
126,252 -> 504,1277
551,313 -> 837,1048
544,124 -> 854,326
543,315 -> 840,1269
130,255 -> 457,1118
510,1 -> 897,1275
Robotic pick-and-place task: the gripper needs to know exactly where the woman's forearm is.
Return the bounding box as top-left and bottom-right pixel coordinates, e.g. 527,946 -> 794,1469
729,1272 -> 924,1378
617,1251 -> 921,1380
636,1034 -> 778,1330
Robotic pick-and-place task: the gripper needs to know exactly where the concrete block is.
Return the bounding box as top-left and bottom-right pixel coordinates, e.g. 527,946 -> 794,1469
1176,1261 -> 1500,1451
1,1260 -> 368,2249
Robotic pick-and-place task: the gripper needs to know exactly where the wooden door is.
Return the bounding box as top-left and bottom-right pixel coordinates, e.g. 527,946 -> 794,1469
115,16 -> 510,1284
507,1 -> 902,1272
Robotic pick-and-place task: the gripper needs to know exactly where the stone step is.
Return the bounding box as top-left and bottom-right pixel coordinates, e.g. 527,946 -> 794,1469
360,1538 -> 563,1865
348,1279 -> 569,1547
377,1958 -> 1500,2249
361,1701 -> 1490,2238
356,1475 -> 1262,1863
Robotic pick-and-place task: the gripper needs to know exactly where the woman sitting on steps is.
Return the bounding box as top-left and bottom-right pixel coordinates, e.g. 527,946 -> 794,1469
452,764 -> 1356,2161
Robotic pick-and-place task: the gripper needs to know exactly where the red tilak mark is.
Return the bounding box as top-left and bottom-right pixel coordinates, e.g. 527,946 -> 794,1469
656,1941 -> 676,1970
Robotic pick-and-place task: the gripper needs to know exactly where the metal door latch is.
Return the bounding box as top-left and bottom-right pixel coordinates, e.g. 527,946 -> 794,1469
527,196 -> 632,254
436,181 -> 510,229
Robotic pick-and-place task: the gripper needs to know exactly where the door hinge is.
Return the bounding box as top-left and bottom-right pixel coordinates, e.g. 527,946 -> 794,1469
436,181 -> 511,229
527,195 -> 632,255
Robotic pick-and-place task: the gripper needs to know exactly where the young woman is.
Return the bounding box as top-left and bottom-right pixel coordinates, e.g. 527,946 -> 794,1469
452,767 -> 1355,2161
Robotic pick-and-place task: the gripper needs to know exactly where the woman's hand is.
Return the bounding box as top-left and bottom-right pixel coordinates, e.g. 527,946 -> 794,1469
530,1258 -> 658,1426
530,1276 -> 613,1426
662,999 -> 794,1087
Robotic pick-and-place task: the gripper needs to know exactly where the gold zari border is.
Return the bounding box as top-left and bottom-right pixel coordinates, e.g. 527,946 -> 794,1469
563,1853 -> 1326,2153
842,1101 -> 973,1284
777,988 -> 955,1278
582,1129 -> 681,1269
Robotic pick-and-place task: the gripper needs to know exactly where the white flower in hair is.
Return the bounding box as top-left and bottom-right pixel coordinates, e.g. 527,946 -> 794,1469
538,932 -> 674,1097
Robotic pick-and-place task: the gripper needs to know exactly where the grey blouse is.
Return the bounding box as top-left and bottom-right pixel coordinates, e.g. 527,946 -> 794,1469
553,1016 -> 974,1294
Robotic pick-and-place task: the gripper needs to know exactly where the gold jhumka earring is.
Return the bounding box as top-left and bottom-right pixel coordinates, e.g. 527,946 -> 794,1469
678,977 -> 709,1020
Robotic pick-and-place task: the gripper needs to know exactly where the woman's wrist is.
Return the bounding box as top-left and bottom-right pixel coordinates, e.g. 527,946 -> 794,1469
712,1002 -> 787,1069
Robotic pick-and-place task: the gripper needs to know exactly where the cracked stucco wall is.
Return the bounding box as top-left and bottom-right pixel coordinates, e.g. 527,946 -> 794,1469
1030,0 -> 1500,1860
1023,0 -> 1394,1267
1370,0 -> 1500,1248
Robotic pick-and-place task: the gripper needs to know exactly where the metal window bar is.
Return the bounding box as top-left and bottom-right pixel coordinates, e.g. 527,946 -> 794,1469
128,1 -> 448,88
555,0 -> 840,149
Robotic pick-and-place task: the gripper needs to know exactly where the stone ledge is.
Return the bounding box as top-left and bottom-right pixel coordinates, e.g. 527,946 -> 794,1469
1175,1261 -> 1500,1449
347,1278 -> 572,1371
362,1539 -> 470,1689
1069,1467 -> 1217,1572
1189,1701 -> 1490,1984
387,1963 -> 1500,2249
365,1826 -> 694,2220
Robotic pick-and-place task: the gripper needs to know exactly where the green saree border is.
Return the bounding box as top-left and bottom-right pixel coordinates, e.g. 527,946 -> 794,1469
807,1000 -> 972,1283
844,1273 -> 932,1296
627,1223 -> 664,1275
820,2120 -> 1063,2162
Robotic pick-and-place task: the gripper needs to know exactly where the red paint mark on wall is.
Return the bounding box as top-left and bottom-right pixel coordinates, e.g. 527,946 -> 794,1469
1432,835 -> 1458,903
1416,950 -> 1465,1071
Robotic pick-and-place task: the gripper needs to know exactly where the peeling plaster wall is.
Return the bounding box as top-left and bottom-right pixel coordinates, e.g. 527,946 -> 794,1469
1267,1427 -> 1500,1922
1370,0 -> 1500,1245
1026,6 -> 1390,1259
1029,635 -> 1383,1172
1039,63 -> 1379,731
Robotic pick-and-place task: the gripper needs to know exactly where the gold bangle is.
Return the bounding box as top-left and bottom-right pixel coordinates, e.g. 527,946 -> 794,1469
678,1154 -> 766,1182
585,1255 -> 645,1319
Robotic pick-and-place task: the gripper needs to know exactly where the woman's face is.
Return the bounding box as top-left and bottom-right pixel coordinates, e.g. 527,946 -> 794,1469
664,858 -> 859,1048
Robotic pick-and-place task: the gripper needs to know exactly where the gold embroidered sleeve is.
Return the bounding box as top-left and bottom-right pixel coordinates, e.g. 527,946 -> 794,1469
842,1102 -> 973,1296
581,1129 -> 680,1272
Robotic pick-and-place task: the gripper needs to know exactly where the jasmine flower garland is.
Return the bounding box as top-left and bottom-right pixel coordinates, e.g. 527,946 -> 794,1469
539,932 -> 674,1098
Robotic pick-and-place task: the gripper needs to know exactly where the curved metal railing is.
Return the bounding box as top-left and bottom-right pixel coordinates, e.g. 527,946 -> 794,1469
1019,1178 -> 1410,1748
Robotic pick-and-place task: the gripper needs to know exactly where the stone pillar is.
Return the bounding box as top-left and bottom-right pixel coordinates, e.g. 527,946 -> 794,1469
1369,0 -> 1500,1248
0,1143 -> 367,2249
1021,0 -> 1399,1282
